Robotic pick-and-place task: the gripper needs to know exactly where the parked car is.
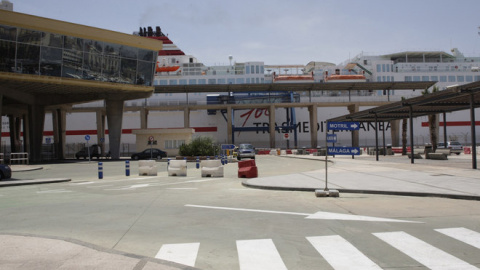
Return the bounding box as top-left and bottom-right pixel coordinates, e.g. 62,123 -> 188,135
437,141 -> 463,155
75,144 -> 101,159
237,143 -> 255,160
131,148 -> 167,160
0,164 -> 12,180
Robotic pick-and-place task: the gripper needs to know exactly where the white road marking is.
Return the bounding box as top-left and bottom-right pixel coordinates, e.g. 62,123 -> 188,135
155,243 -> 200,267
373,231 -> 478,270
166,188 -> 198,190
186,179 -> 219,183
435,227 -> 480,249
237,239 -> 287,270
307,235 -> 382,270
36,189 -> 72,194
185,204 -> 419,223
186,204 -> 310,216
130,184 -> 150,189
71,181 -> 94,185
306,211 -> 420,223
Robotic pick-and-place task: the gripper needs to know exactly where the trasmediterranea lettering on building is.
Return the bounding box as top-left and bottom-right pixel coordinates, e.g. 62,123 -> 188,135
250,121 -> 391,134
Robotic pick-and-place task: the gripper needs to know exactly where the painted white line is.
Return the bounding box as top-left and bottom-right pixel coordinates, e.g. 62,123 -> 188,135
306,211 -> 420,223
185,179 -> 219,183
435,227 -> 480,249
155,243 -> 200,267
186,204 -> 310,216
71,181 -> 94,185
166,188 -> 198,190
185,204 -> 419,223
373,231 -> 478,270
237,239 -> 287,270
307,235 -> 382,270
36,189 -> 72,194
130,184 -> 150,189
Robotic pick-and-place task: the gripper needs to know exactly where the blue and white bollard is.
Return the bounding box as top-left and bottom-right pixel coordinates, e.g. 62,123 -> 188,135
215,155 -> 218,160
125,160 -> 130,176
98,162 -> 103,179
225,154 -> 228,164
196,157 -> 200,169
168,158 -> 171,168
221,155 -> 225,165
184,157 -> 187,168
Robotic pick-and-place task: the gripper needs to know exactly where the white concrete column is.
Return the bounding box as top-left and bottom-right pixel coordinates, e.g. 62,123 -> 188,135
309,105 -> 318,148
106,99 -> 124,159
269,105 -> 276,149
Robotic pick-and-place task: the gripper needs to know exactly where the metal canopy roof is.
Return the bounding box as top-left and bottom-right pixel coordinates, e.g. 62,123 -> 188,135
328,81 -> 480,123
154,81 -> 435,94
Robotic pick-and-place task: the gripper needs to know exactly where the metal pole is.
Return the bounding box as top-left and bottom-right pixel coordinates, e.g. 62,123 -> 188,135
443,112 -> 447,147
470,94 -> 477,169
375,115 -> 379,161
325,129 -> 328,191
409,105 -> 415,164
382,122 -> 386,156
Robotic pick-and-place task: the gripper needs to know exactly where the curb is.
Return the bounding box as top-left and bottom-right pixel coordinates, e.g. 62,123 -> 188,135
0,178 -> 71,187
241,181 -> 480,201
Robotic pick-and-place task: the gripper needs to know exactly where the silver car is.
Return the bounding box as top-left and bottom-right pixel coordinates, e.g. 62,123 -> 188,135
437,141 -> 463,155
237,144 -> 255,160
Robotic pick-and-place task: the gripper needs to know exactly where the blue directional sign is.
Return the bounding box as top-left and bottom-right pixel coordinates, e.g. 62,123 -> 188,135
221,144 -> 235,150
85,135 -> 91,141
327,121 -> 360,131
328,147 -> 361,155
326,134 -> 337,143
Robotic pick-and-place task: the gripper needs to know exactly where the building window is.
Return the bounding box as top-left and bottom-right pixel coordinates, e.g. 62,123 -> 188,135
376,64 -> 381,72
165,140 -> 186,149
246,65 -> 250,74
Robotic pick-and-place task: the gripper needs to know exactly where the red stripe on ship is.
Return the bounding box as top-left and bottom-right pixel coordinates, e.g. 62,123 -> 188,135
421,121 -> 480,127
1,127 -> 217,137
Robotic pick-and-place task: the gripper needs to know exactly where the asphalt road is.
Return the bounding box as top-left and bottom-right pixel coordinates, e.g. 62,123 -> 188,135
1,156 -> 479,269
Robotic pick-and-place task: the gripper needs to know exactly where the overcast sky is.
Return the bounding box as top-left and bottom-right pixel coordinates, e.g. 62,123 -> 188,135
12,0 -> 480,66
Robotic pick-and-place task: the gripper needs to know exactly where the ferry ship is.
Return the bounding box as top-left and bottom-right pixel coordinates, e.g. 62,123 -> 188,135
4,26 -> 479,156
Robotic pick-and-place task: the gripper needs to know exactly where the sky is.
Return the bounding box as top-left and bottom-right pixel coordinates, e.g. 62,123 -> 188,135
11,0 -> 480,66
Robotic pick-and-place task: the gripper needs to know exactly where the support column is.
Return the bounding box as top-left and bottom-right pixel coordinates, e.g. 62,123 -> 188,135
8,116 -> 22,153
269,105 -> 276,149
140,108 -> 148,130
227,106 -> 233,144
106,99 -> 124,160
470,94 -> 477,169
27,104 -> 46,163
309,105 -> 318,148
96,109 -> 106,156
347,104 -> 359,147
184,107 -> 190,128
52,108 -> 66,159
390,120 -> 400,147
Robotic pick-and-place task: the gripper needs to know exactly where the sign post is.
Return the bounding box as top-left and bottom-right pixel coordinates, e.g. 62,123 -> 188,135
316,121 -> 360,198
85,135 -> 91,162
148,136 -> 154,159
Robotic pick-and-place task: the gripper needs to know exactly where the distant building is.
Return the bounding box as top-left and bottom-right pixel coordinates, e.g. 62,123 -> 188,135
0,0 -> 13,11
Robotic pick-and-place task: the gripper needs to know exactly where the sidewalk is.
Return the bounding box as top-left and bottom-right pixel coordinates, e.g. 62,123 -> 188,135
244,153 -> 480,200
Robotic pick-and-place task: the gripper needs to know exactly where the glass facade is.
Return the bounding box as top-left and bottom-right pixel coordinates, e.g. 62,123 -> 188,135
0,24 -> 156,86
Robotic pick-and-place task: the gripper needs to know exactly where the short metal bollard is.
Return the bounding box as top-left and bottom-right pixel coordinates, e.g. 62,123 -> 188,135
125,160 -> 130,176
196,157 -> 200,169
98,162 -> 103,179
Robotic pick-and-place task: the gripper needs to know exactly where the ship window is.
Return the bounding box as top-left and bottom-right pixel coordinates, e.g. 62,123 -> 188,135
404,76 -> 412,81
236,78 -> 245,84
180,79 -> 187,85
422,76 -> 429,81
217,78 -> 225,84
431,76 -> 438,82
466,76 -> 473,82
246,78 -> 251,83
208,79 -> 216,84
376,64 -> 381,72
159,80 -> 168,85
169,79 -> 178,85
457,76 -> 464,82
246,65 -> 250,74
228,78 -> 235,84
198,79 -> 206,84
413,76 -> 420,81
440,76 -> 447,82
189,79 -> 197,85
475,76 -> 480,81
448,76 -> 456,82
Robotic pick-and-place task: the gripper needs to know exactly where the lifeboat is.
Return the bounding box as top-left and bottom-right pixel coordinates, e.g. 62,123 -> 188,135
156,65 -> 180,73
274,75 -> 314,82
326,74 -> 366,82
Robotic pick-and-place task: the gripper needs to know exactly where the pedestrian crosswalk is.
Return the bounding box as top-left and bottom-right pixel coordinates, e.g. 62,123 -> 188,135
154,227 -> 480,269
